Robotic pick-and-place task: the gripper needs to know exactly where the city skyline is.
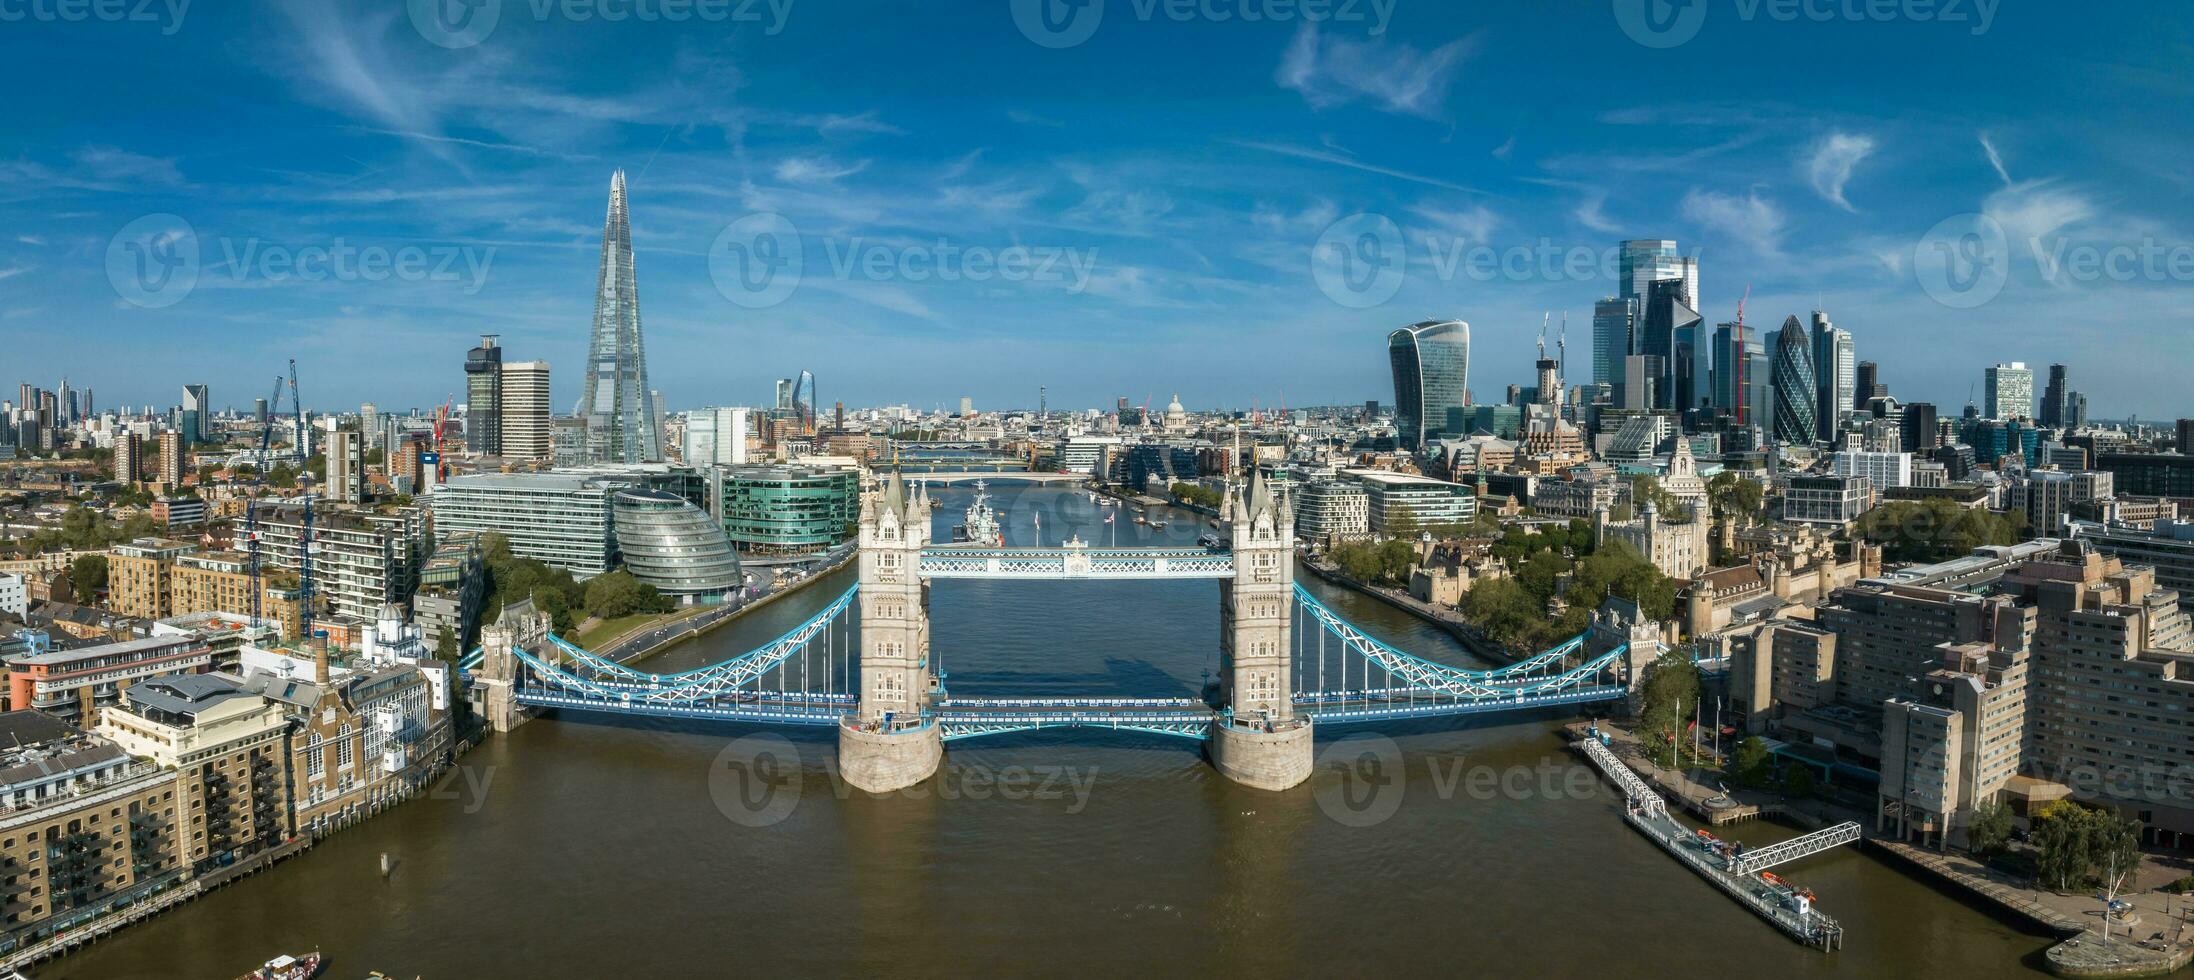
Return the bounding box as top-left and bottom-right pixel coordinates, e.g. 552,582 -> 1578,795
5,4 -> 2192,415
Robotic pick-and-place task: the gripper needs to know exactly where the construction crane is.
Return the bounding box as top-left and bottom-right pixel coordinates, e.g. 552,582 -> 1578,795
430,393 -> 455,481
245,375 -> 285,631
286,358 -> 317,645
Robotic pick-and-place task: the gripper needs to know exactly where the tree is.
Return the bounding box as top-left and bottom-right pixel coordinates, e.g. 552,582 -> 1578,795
1780,763 -> 1818,799
1638,652 -> 1701,769
1383,507 -> 1421,539
1706,471 -> 1763,520
1631,474 -> 1683,516
1967,800 -> 2015,856
583,569 -> 670,620
1731,736 -> 1773,789
267,463 -> 298,489
2094,813 -> 2142,944
70,554 -> 108,606
196,463 -> 223,484
434,625 -> 458,660
1859,499 -> 2026,563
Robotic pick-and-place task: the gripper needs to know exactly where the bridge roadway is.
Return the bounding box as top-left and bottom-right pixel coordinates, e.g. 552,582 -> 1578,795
513,683 -> 1630,739
918,545 -> 1237,580
905,471 -> 1088,485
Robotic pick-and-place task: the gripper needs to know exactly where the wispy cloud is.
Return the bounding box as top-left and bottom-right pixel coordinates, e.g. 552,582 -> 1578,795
1231,140 -> 1489,194
774,155 -> 870,184
1803,132 -> 1875,212
1682,188 -> 1784,256
1978,132 -> 2012,185
1276,23 -> 1478,119
1408,203 -> 1499,244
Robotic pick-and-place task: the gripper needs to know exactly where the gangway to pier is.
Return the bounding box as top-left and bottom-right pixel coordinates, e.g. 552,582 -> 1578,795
1727,821 -> 1863,875
1578,733 -> 1665,816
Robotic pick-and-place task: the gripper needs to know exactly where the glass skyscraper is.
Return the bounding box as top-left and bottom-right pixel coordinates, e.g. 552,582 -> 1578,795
580,170 -> 664,463
1984,362 -> 2034,421
1387,320 -> 1470,452
1810,312 -> 1854,441
1770,316 -> 1818,445
1591,297 -> 1632,394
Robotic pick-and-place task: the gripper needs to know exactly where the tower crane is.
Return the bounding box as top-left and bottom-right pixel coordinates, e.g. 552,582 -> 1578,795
245,375 -> 285,631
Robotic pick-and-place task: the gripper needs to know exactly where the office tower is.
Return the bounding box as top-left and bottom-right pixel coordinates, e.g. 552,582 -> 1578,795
1984,362 -> 2033,420
2039,363 -> 2071,428
1363,400 -> 1379,418
180,384 -> 209,443
157,430 -> 184,486
1618,240 -> 1694,310
54,379 -> 73,426
2178,419 -> 2194,453
1637,279 -> 1704,413
792,371 -> 816,433
361,403 -> 379,450
327,429 -> 364,504
959,396 -> 974,417
1853,361 -> 1884,406
1618,354 -> 1663,411
683,406 -> 750,467
114,432 -> 143,485
2067,392 -> 2088,429
578,170 -> 664,463
1902,402 -> 1940,453
81,388 -> 90,420
1387,320 -> 1471,452
1769,316 -> 1818,445
1591,297 -> 1633,392
1534,348 -> 1561,407
465,334 -> 503,455
1810,311 -> 1854,441
775,378 -> 794,412
499,361 -> 553,462
1711,321 -> 1748,423
254,398 -> 268,427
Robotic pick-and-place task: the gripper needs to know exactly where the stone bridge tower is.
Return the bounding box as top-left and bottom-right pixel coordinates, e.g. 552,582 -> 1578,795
479,610 -> 549,734
840,470 -> 943,793
1210,470 -> 1313,790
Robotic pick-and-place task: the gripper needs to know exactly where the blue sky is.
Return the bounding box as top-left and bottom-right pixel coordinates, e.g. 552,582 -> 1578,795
4,1 -> 2192,419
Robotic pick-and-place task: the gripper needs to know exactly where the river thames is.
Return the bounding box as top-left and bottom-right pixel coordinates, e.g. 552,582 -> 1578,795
55,487 -> 2079,978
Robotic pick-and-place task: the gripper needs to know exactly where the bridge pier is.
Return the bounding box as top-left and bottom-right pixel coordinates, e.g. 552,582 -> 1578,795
837,720 -> 943,793
479,612 -> 550,734
1208,719 -> 1313,791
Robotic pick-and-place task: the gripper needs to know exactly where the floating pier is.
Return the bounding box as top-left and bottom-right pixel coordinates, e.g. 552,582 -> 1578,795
1574,732 -> 1851,951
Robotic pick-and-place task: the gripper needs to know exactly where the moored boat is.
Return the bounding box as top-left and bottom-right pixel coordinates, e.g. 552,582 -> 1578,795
240,951 -> 323,980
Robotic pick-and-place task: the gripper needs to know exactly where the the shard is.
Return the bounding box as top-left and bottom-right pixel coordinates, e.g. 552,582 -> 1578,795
579,170 -> 663,463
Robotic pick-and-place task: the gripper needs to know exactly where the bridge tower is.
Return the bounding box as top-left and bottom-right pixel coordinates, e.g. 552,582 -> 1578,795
1209,469 -> 1313,790
479,610 -> 549,734
839,470 -> 944,792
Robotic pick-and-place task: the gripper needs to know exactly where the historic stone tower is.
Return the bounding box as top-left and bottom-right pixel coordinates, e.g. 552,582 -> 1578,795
1209,469 -> 1313,790
479,610 -> 549,734
840,470 -> 943,792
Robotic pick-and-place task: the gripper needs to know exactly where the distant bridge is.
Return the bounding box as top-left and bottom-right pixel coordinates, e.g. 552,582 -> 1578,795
908,471 -> 1086,485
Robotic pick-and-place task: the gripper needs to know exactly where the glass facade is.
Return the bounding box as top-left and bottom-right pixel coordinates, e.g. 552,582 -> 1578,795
1770,316 -> 1818,445
1387,320 -> 1470,452
612,489 -> 742,597
717,465 -> 859,556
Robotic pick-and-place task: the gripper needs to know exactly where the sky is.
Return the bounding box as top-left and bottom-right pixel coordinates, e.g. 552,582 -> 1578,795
3,0 -> 2193,420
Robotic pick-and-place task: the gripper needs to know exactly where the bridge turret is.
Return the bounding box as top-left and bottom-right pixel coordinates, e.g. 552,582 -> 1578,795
843,468 -> 943,792
1210,468 -> 1312,790
479,610 -> 549,733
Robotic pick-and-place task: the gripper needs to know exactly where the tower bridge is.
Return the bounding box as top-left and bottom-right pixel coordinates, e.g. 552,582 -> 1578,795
476,471 -> 1645,792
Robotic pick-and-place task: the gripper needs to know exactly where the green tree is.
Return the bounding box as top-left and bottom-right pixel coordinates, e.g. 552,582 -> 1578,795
1706,470 -> 1763,520
1631,473 -> 1684,516
583,569 -> 666,620
1967,800 -> 2015,856
434,625 -> 458,660
267,463 -> 299,489
70,554 -> 108,605
1383,507 -> 1421,539
1731,736 -> 1773,789
196,463 -> 223,484
1780,763 -> 1818,799
1638,652 -> 1701,769
1859,499 -> 2027,563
